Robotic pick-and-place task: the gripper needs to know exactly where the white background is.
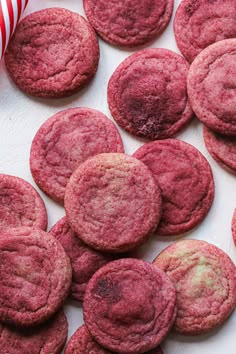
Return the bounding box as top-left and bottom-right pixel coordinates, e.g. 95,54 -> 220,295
0,1 -> 235,353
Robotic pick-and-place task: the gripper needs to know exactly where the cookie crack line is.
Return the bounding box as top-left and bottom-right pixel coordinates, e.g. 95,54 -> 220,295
5,7 -> 99,98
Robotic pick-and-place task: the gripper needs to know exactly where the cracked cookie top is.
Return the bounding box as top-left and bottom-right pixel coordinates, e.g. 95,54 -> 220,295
174,0 -> 236,63
153,239 -> 236,335
64,153 -> 162,253
133,139 -> 214,236
0,227 -> 72,327
0,310 -> 68,354
83,0 -> 173,47
108,48 -> 193,140
30,108 -> 124,204
4,8 -> 99,98
187,39 -> 236,135
83,258 -> 176,353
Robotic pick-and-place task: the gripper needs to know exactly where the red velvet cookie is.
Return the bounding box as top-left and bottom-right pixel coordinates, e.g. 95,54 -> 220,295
83,0 -> 173,47
4,8 -> 99,98
65,153 -> 162,252
133,139 -> 214,236
65,325 -> 164,354
0,310 -> 68,354
187,39 -> 236,135
0,227 -> 72,327
203,125 -> 236,174
108,48 -> 193,140
30,108 -> 124,204
231,209 -> 236,246
174,0 -> 236,63
50,216 -> 114,301
0,174 -> 47,230
153,239 -> 236,335
83,258 -> 176,353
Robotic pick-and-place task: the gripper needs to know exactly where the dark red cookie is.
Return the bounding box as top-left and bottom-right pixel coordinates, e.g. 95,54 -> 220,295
83,0 -> 173,47
30,108 -> 124,203
0,310 -> 68,354
4,8 -> 99,98
133,139 -> 214,236
187,39 -> 236,136
108,48 -> 193,140
83,258 -> 176,353
174,0 -> 236,63
0,174 -> 47,230
49,216 -> 114,301
64,153 -> 162,253
231,209 -> 236,246
65,325 -> 164,354
153,239 -> 236,335
203,125 -> 236,174
0,227 -> 72,327
65,325 -> 111,354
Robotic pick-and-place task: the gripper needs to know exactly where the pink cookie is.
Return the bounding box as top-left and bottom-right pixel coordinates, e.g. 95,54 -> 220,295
133,139 -> 214,236
83,258 -> 176,353
203,125 -> 236,174
174,0 -> 236,63
0,174 -> 47,230
187,39 -> 236,136
0,227 -> 72,327
108,48 -> 193,140
153,239 -> 236,335
83,0 -> 173,47
30,108 -> 124,203
5,8 -> 99,98
0,310 -> 68,354
50,216 -> 114,301
65,153 -> 162,252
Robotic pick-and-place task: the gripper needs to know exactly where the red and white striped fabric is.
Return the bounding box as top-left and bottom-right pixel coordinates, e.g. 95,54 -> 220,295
0,0 -> 28,58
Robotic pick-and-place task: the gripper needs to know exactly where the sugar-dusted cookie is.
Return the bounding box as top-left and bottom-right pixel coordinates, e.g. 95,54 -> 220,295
83,0 -> 173,47
83,258 -> 176,353
65,153 -> 162,252
133,139 -> 214,236
30,108 -> 124,203
0,227 -> 72,327
108,48 -> 193,140
153,239 -> 236,335
5,8 -> 99,98
174,0 -> 236,62
187,39 -> 236,135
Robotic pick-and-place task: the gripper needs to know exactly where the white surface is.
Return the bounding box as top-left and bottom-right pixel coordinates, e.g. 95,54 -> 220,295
0,1 -> 235,353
